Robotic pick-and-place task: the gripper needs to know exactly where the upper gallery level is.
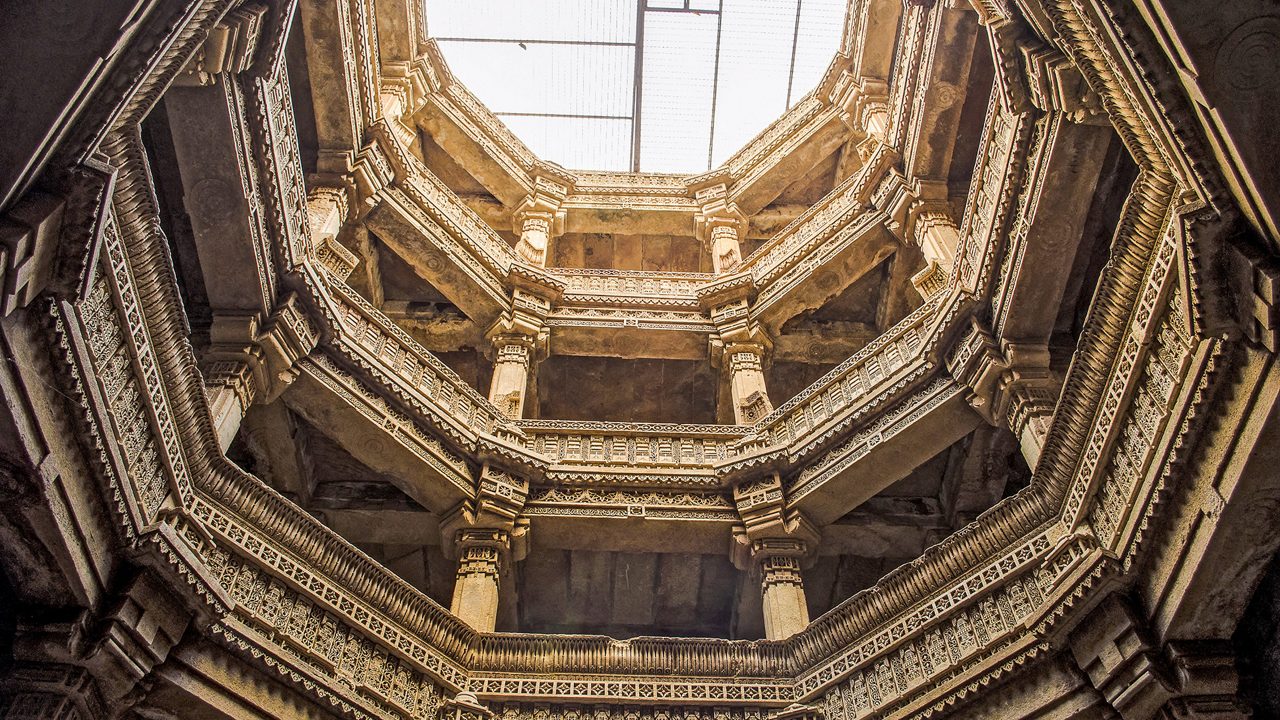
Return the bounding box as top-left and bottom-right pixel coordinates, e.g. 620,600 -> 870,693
127,0 -> 1138,643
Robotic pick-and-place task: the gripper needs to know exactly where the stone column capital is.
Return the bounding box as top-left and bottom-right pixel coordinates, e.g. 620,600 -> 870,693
695,200 -> 747,244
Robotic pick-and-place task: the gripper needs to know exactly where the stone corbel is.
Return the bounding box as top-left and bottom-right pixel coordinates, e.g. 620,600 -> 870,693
832,75 -> 890,142
306,187 -> 359,280
172,3 -> 269,87
1068,595 -> 1249,719
439,692 -> 495,720
7,570 -> 193,713
1020,43 -> 1107,125
948,320 -> 1058,466
512,174 -> 570,267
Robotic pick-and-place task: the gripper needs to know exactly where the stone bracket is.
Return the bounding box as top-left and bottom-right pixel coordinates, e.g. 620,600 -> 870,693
172,3 -> 269,87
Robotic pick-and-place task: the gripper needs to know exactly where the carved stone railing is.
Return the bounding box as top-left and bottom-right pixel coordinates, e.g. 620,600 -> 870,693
724,93 -> 831,184
374,120 -> 518,292
325,278 -> 518,444
741,142 -> 896,288
744,292 -> 944,457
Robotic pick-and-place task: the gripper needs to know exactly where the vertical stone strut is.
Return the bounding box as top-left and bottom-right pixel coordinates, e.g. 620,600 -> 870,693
732,473 -> 819,640
442,465 -> 530,633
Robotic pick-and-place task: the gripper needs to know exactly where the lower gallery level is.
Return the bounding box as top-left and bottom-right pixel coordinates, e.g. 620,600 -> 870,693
2,0 -> 1280,718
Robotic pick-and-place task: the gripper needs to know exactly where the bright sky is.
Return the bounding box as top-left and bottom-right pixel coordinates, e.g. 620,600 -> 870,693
424,0 -> 847,174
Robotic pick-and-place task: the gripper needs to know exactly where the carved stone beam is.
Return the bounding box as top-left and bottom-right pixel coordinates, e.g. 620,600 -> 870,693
171,3 -> 268,87
511,174 -> 571,267
203,295 -> 319,451
440,465 -> 530,632
694,184 -> 748,275
730,473 -> 820,640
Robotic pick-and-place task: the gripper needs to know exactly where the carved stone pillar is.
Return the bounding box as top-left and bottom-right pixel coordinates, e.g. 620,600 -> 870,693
705,218 -> 745,275
511,175 -> 569,267
731,473 -> 818,640
442,466 -> 530,632
450,528 -> 506,633
487,333 -> 538,419
201,296 -> 319,451
725,342 -> 773,425
757,540 -> 811,640
695,199 -> 748,275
